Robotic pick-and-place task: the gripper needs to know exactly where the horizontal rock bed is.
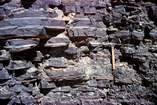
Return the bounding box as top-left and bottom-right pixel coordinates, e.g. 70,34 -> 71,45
0,0 -> 157,105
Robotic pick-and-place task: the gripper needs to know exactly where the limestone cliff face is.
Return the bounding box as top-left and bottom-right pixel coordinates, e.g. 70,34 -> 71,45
0,0 -> 157,104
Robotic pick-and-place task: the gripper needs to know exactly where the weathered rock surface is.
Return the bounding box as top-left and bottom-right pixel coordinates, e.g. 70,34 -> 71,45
0,0 -> 157,105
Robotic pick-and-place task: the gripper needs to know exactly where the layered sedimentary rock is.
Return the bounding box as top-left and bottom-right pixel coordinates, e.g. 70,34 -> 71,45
0,0 -> 157,104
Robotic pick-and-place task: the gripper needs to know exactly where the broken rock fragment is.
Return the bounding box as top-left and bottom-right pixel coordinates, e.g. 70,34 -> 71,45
5,60 -> 33,70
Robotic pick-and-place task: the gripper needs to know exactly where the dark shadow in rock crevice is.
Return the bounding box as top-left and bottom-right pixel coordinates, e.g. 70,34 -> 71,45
49,4 -> 64,10
0,99 -> 11,105
21,0 -> 36,9
0,0 -> 11,6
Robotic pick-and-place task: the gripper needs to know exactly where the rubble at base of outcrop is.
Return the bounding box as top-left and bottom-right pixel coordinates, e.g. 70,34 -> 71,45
0,0 -> 157,105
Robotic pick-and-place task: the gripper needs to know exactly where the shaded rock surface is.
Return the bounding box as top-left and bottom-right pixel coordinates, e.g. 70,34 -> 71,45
0,0 -> 157,105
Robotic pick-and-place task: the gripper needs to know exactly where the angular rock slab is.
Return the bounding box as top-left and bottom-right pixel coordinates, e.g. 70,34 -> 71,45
5,38 -> 40,52
44,57 -> 68,68
5,60 -> 33,70
44,32 -> 70,47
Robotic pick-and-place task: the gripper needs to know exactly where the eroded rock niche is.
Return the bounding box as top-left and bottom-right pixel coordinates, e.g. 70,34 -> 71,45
0,0 -> 157,104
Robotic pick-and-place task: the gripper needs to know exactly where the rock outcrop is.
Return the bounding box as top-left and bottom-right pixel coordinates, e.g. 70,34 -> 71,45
0,0 -> 157,104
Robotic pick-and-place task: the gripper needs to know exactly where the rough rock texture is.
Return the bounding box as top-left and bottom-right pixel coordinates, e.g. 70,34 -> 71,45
0,0 -> 157,105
